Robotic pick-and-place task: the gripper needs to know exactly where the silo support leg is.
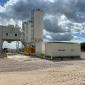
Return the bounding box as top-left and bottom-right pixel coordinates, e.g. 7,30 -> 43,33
51,56 -> 53,60
0,41 -> 7,58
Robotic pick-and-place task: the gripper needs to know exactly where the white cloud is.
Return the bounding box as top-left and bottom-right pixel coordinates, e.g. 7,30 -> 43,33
0,0 -> 85,42
44,0 -> 55,3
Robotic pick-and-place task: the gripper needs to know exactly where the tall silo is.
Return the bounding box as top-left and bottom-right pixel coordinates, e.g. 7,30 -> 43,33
32,9 -> 44,54
22,21 -> 33,47
32,9 -> 44,42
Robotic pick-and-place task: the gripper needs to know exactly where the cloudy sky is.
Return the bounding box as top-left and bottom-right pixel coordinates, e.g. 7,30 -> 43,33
0,0 -> 85,43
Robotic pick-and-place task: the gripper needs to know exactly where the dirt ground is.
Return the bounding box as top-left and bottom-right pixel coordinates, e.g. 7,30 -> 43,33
0,53 -> 85,85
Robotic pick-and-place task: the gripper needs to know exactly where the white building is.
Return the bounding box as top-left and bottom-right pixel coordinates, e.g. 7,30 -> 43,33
36,42 -> 81,59
0,25 -> 21,51
2,25 -> 21,41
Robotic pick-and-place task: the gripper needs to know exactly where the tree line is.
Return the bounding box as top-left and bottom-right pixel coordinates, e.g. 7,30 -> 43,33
81,42 -> 85,51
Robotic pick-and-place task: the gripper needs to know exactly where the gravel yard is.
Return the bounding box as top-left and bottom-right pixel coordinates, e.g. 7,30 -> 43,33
0,53 -> 85,85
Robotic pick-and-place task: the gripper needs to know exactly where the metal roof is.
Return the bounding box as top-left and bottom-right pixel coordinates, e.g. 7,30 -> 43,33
46,41 -> 80,44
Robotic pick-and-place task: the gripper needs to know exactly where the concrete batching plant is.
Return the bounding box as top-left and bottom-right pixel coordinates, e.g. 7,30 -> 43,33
0,8 -> 81,59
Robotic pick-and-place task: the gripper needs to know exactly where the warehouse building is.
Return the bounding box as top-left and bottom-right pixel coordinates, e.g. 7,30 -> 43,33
35,42 -> 81,59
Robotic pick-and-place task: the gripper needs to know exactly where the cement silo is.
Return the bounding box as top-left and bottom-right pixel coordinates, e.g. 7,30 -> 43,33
32,9 -> 44,42
32,9 -> 44,54
22,20 -> 33,47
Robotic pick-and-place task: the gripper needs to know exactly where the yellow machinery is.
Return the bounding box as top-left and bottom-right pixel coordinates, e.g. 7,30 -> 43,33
24,47 -> 35,55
